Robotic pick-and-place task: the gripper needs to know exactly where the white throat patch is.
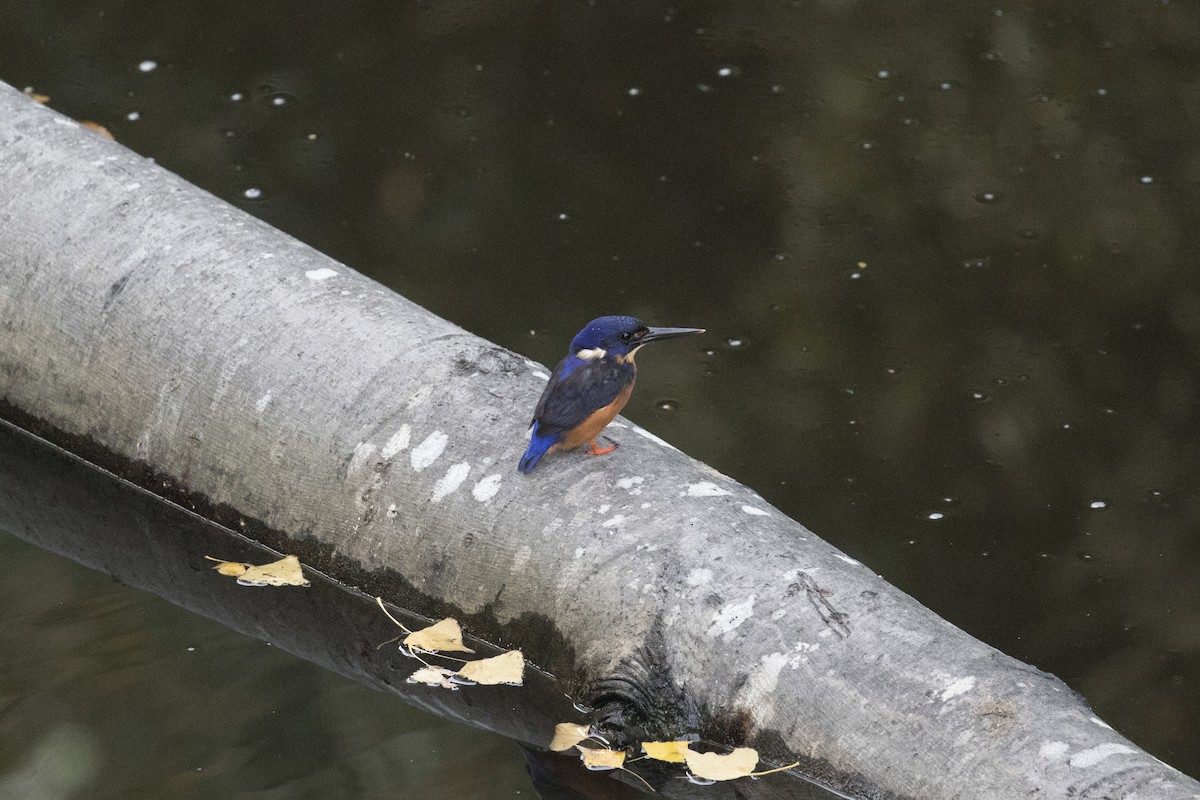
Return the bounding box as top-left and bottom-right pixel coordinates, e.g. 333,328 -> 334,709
576,347 -> 607,361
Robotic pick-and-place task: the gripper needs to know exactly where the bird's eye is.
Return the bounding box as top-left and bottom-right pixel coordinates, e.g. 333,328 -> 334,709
620,332 -> 632,342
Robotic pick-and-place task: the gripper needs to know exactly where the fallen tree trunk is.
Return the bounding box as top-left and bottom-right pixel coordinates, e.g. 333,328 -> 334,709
1,81 -> 1195,799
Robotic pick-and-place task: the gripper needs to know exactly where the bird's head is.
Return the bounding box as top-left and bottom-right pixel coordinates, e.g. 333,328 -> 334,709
569,315 -> 705,362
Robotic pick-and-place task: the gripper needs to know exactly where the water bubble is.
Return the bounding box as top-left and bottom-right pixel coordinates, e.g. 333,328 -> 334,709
241,187 -> 264,200
1077,552 -> 1095,562
724,337 -> 745,349
926,512 -> 945,521
1088,499 -> 1109,510
703,349 -> 716,357
1094,88 -> 1109,97
884,366 -> 898,375
125,111 -> 141,122
138,60 -> 158,73
847,269 -> 863,280
968,390 -> 989,401
716,65 -> 742,78
991,377 -> 1009,387
1060,422 -> 1072,430
696,83 -> 714,93
861,141 -> 874,150
556,212 -> 570,221
221,128 -> 237,138
305,132 -> 318,140
770,84 -> 785,94
981,51 -> 999,62
654,400 -> 680,415
627,87 -> 641,96
938,81 -> 955,91
229,91 -> 246,102
267,93 -> 291,107
941,496 -> 958,505
1034,93 -> 1051,103
975,191 -> 999,203
961,257 -> 990,269
1139,175 -> 1154,185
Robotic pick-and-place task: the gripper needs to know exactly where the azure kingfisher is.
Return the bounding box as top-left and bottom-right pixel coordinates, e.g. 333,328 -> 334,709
518,315 -> 705,474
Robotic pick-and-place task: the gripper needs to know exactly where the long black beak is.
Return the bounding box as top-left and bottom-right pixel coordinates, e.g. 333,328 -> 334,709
641,325 -> 706,345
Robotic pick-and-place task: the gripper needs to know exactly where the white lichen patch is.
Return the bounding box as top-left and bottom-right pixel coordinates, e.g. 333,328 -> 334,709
834,554 -> 861,566
472,473 -> 502,502
411,430 -> 448,471
512,545 -> 532,572
685,481 -> 730,497
601,514 -> 628,528
739,652 -> 788,706
305,267 -> 338,281
431,462 -> 471,502
349,441 -> 376,472
532,371 -> 550,381
597,504 -> 611,514
686,568 -> 712,586
771,608 -> 788,620
386,503 -> 398,519
1089,716 -> 1114,730
254,391 -> 272,413
616,476 -> 644,491
406,385 -> 434,410
1068,743 -> 1136,769
741,505 -> 769,516
940,676 -> 976,701
1039,741 -> 1069,759
574,547 -> 585,559
706,595 -> 756,639
382,424 -> 412,458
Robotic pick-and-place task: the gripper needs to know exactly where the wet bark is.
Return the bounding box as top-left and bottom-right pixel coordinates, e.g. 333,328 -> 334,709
1,81 -> 1196,799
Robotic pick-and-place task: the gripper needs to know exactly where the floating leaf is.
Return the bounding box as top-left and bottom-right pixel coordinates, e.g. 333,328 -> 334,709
684,747 -> 759,781
642,740 -> 691,763
205,554 -> 309,587
550,723 -> 591,752
578,746 -> 626,771
408,665 -> 458,689
404,618 -> 474,654
456,649 -> 523,685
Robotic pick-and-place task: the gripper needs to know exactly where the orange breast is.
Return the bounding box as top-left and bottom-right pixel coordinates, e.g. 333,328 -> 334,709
560,381 -> 635,450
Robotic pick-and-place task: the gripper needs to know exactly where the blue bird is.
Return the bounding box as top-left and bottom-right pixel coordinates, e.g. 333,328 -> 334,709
518,315 -> 704,474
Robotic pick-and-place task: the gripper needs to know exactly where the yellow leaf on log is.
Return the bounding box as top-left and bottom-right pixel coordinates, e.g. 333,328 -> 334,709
237,555 -> 309,587
550,723 -> 591,751
684,746 -> 759,781
642,740 -> 691,763
404,618 -> 474,654
205,556 -> 251,577
408,665 -> 457,689
456,649 -> 524,685
79,120 -> 114,139
577,746 -> 625,770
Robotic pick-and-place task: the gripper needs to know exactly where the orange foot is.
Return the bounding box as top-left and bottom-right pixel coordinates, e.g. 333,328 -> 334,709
586,440 -> 618,456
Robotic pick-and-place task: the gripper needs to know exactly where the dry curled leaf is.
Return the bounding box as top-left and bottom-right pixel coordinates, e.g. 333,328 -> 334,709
404,618 -> 475,654
205,554 -> 309,587
550,723 -> 591,752
79,120 -> 114,139
24,89 -> 50,103
642,740 -> 691,763
408,665 -> 458,689
684,746 -> 758,781
577,746 -> 626,771
456,649 -> 524,685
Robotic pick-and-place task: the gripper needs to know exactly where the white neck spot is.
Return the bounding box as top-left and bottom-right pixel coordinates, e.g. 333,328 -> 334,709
576,347 -> 607,361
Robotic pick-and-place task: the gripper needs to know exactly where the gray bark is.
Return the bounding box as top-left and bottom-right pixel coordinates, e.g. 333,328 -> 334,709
0,80 -> 1195,799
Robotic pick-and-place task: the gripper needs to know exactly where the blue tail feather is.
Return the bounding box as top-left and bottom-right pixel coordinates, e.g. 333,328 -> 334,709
519,426 -> 559,474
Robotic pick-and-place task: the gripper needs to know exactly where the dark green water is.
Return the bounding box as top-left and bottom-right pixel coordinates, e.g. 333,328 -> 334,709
2,0 -> 1199,796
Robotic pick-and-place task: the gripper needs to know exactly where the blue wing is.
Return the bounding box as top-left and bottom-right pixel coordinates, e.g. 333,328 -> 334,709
531,357 -> 632,437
